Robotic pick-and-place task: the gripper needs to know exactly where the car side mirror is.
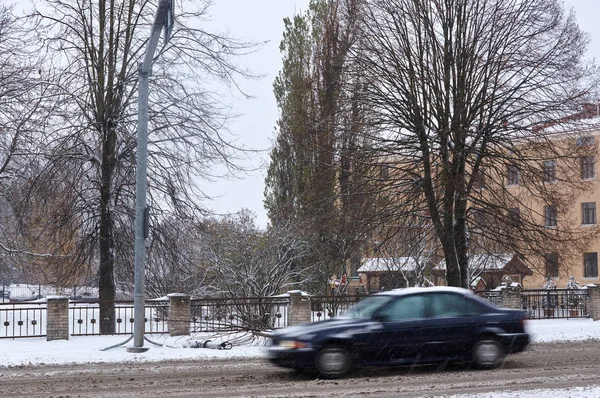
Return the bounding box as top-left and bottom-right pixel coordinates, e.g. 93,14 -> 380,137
372,313 -> 388,323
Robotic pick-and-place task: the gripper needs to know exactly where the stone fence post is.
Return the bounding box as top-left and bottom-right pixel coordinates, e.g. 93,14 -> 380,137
46,296 -> 69,341
500,286 -> 522,310
586,285 -> 600,321
168,293 -> 191,336
288,291 -> 311,326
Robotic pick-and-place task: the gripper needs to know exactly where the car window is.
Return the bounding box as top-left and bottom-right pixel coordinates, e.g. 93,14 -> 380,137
430,293 -> 485,317
376,295 -> 427,321
338,295 -> 395,319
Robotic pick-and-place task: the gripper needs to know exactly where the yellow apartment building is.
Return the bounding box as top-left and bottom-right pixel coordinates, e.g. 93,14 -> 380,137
356,109 -> 600,291
501,121 -> 600,289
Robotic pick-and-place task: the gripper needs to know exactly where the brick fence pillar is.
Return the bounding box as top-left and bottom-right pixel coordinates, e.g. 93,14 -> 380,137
46,296 -> 69,341
168,293 -> 191,336
500,286 -> 522,310
586,285 -> 600,321
288,291 -> 310,326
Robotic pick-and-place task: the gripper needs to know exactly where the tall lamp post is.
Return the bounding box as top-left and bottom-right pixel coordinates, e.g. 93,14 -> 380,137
128,0 -> 174,353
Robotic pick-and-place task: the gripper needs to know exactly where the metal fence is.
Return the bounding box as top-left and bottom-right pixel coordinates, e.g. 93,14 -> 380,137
0,302 -> 47,338
310,295 -> 361,322
475,288 -> 589,319
190,296 -> 290,332
0,295 -> 353,338
0,289 -> 592,339
69,300 -> 169,336
0,300 -> 170,339
475,290 -> 503,308
520,289 -> 589,319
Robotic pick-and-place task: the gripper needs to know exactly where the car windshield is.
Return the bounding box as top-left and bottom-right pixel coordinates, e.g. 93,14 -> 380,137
337,295 -> 394,319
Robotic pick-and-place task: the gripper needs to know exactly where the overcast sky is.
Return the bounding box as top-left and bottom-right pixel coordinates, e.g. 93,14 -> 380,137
199,0 -> 309,228
202,0 -> 600,229
567,0 -> 600,61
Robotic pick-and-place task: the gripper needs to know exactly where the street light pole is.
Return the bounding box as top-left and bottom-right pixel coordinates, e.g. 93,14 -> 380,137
128,0 -> 174,353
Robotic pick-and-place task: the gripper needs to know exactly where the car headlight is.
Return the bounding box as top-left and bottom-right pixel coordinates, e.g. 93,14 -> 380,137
278,340 -> 310,349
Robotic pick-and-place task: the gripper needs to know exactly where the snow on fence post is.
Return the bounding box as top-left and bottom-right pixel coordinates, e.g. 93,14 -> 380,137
586,285 -> 600,321
46,296 -> 69,341
288,291 -> 310,326
500,285 -> 522,310
168,293 -> 191,336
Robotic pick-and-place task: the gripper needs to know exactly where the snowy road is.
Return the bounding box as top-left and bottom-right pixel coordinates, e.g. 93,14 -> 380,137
0,341 -> 598,397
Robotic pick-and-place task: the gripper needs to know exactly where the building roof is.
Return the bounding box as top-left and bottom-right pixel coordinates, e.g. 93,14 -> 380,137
541,117 -> 600,136
358,257 -> 425,273
383,286 -> 474,296
434,253 -> 533,275
470,276 -> 487,288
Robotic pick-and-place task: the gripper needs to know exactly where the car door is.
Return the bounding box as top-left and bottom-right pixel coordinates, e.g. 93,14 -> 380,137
422,292 -> 486,359
369,294 -> 430,362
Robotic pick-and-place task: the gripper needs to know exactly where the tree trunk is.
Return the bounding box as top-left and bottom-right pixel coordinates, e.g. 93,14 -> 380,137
454,216 -> 470,289
99,126 -> 116,334
442,234 -> 461,288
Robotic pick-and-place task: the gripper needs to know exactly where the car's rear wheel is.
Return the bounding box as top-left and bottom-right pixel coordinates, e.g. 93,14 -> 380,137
472,338 -> 504,369
315,346 -> 352,379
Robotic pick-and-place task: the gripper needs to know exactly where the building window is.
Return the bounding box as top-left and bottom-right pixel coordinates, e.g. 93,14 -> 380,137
372,241 -> 381,253
473,169 -> 485,189
545,253 -> 559,278
380,164 -> 389,179
584,252 -> 598,278
508,207 -> 521,228
471,207 -> 485,227
543,160 -> 556,183
350,255 -> 360,277
507,165 -> 519,186
544,205 -> 557,227
581,156 -> 595,180
582,202 -> 597,225
577,136 -> 595,146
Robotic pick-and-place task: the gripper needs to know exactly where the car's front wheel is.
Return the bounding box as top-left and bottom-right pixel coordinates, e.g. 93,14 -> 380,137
472,338 -> 504,369
315,346 -> 352,378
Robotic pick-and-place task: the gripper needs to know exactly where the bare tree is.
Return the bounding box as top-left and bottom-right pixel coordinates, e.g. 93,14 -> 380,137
191,211 -> 312,331
371,215 -> 439,289
24,0 -> 258,333
201,210 -> 311,298
144,216 -> 214,298
352,0 -> 600,287
0,4 -> 59,284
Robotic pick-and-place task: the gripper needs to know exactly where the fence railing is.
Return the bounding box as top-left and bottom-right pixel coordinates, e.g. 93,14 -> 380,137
69,300 -> 169,336
475,290 -> 503,308
520,289 -> 589,319
310,295 -> 361,322
475,288 -> 589,319
0,289 -> 592,339
0,300 -> 170,339
190,296 -> 290,333
0,302 -> 47,338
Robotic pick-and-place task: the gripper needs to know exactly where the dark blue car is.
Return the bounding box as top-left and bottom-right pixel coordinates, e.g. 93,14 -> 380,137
267,287 -> 529,378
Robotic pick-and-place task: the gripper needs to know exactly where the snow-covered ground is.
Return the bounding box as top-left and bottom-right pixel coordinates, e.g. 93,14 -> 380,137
0,331 -> 267,367
450,386 -> 600,398
1,318 -> 599,397
2,317 -> 595,367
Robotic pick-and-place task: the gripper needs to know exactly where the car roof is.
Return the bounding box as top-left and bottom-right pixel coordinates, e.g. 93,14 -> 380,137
378,286 -> 474,297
